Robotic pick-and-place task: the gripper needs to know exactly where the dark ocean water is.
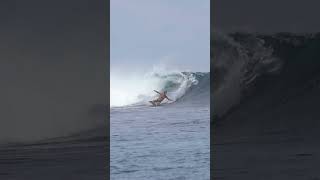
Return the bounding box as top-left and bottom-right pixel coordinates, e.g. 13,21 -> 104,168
212,32 -> 320,179
0,132 -> 108,180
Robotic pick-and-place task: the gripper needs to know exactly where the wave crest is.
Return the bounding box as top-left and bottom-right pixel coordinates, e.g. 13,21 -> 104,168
212,32 -> 283,116
111,70 -> 206,107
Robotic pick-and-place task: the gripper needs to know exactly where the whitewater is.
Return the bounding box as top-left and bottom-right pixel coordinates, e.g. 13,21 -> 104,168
110,70 -> 210,179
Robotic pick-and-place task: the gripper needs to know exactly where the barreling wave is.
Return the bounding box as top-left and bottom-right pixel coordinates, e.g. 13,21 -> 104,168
213,31 -> 320,118
111,70 -> 209,107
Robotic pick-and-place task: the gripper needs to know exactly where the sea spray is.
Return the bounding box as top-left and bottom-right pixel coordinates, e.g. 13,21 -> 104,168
110,68 -> 200,107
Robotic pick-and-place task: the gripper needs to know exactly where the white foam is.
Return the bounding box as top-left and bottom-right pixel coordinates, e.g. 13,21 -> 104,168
110,67 -> 198,107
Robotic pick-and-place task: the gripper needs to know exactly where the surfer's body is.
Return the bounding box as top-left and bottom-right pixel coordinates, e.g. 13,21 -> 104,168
149,90 -> 172,106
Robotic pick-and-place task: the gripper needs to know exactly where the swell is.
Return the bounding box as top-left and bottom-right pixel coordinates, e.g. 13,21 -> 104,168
174,72 -> 210,105
138,72 -> 209,106
111,71 -> 210,108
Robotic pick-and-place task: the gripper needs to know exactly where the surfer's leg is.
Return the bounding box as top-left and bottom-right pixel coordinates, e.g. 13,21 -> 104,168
149,100 -> 158,106
150,100 -> 160,106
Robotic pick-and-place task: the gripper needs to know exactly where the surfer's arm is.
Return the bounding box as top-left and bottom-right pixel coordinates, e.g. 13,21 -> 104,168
154,90 -> 161,94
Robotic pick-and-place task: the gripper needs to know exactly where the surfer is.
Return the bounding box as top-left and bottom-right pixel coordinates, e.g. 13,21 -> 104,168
149,90 -> 173,106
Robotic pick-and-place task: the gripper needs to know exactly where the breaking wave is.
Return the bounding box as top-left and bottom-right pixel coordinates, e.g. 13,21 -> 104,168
212,31 -> 320,117
111,69 -> 209,107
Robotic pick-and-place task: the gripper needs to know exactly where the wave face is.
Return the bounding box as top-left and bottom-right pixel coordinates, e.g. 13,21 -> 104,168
111,70 -> 209,107
212,31 -> 320,117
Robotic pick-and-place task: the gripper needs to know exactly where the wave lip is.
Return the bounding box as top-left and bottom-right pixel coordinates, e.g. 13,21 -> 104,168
111,71 -> 209,108
212,32 -> 320,118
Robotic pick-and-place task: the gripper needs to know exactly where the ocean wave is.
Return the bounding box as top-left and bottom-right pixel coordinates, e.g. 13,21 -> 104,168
111,70 -> 209,107
212,31 -> 320,118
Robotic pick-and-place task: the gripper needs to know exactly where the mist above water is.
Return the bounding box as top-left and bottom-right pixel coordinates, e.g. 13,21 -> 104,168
110,66 -> 199,107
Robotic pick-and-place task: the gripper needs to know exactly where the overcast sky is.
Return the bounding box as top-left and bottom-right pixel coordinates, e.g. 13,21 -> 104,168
213,0 -> 320,33
111,0 -> 210,72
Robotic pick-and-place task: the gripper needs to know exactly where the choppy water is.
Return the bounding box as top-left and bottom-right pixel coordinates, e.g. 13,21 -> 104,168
111,102 -> 210,180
